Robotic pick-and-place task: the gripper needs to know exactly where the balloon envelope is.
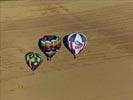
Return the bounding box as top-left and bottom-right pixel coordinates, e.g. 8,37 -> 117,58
64,32 -> 87,58
25,52 -> 43,71
38,35 -> 61,60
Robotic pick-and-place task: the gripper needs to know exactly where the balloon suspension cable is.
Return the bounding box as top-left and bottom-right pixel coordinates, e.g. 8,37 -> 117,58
74,55 -> 76,59
31,69 -> 35,75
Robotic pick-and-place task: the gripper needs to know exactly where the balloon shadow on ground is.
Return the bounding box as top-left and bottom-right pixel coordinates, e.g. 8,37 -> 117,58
63,35 -> 76,59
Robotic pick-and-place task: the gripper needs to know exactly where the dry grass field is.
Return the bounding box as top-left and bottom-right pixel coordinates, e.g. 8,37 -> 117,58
0,0 -> 133,100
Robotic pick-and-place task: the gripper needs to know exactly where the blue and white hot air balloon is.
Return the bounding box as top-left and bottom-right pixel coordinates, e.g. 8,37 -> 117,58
63,32 -> 87,58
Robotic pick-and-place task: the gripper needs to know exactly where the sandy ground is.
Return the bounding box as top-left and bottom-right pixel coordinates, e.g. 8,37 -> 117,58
0,0 -> 133,100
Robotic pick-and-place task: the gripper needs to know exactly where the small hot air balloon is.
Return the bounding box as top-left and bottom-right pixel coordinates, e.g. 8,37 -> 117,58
38,35 -> 61,60
63,32 -> 87,58
25,52 -> 43,71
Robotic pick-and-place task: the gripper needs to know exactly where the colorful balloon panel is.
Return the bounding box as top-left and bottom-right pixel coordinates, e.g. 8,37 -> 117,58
38,35 -> 61,60
66,32 -> 87,57
25,52 -> 43,71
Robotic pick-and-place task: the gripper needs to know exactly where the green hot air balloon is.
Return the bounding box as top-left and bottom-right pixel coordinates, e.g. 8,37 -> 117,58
25,52 -> 43,71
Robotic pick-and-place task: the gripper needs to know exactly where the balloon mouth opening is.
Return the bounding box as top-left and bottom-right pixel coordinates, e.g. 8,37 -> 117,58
31,67 -> 38,71
47,57 -> 51,61
31,68 -> 36,71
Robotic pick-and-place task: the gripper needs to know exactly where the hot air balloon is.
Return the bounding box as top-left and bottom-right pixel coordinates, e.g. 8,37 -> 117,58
63,32 -> 87,58
38,35 -> 61,60
25,52 -> 43,71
